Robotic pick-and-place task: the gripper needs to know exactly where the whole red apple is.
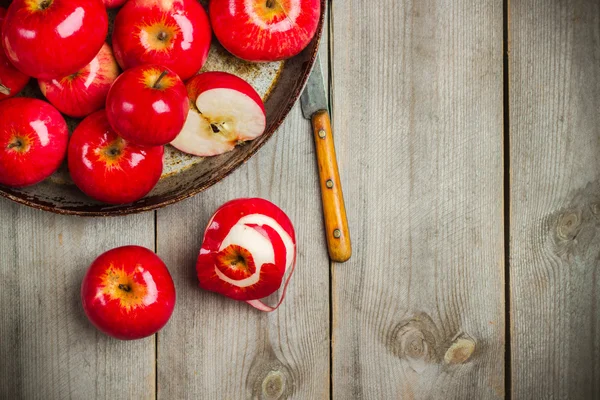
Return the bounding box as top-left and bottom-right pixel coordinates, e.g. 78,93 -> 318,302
68,110 -> 164,204
171,71 -> 266,156
112,0 -> 211,81
81,245 -> 176,340
0,98 -> 68,187
106,65 -> 188,147
209,0 -> 320,62
39,43 -> 119,118
0,7 -> 30,101
103,0 -> 128,8
2,0 -> 108,79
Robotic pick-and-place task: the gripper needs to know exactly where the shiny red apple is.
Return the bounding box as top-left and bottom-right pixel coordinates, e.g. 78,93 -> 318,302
209,0 -> 320,62
197,198 -> 296,312
39,43 -> 119,118
2,0 -> 108,79
112,0 -> 211,81
171,72 -> 266,156
81,245 -> 176,340
0,98 -> 68,187
68,110 -> 164,204
106,65 -> 188,147
0,7 -> 29,101
103,0 -> 128,8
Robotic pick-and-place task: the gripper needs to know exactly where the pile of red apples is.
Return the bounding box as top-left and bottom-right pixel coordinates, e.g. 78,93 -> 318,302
0,0 -> 320,204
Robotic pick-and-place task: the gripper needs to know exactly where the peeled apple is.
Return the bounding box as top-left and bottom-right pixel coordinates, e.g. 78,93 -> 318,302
196,198 -> 296,312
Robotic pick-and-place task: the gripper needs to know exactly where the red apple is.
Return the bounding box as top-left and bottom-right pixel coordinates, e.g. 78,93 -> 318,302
171,72 -> 266,156
196,198 -> 296,312
81,245 -> 176,340
0,98 -> 68,187
112,0 -> 211,81
103,0 -> 128,8
68,110 -> 164,204
39,43 -> 119,118
209,0 -> 320,62
0,7 -> 30,101
2,0 -> 108,79
106,65 -> 188,147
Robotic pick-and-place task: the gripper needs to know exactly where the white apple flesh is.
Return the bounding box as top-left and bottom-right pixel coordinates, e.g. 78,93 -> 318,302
170,72 -> 266,157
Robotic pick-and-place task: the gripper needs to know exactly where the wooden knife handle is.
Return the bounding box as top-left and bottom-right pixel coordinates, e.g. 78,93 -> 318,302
312,110 -> 352,262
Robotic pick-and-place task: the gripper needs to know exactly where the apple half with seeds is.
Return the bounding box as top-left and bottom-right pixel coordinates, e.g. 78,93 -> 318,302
170,71 -> 266,157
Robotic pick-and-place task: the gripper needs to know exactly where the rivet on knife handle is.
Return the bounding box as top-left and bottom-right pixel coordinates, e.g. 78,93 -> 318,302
311,110 -> 351,262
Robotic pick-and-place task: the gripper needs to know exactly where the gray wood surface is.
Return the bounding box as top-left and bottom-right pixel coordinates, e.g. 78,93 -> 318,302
0,200 -> 155,399
509,0 -> 600,398
330,1 -> 505,398
154,16 -> 331,398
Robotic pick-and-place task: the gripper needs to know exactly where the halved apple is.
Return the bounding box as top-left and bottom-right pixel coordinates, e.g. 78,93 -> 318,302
170,72 -> 266,157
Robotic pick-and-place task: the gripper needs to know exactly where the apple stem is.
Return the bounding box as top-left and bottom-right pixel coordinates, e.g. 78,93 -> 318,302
7,139 -> 22,149
39,0 -> 52,10
266,0 -> 276,8
153,70 -> 170,89
0,84 -> 10,96
118,284 -> 131,292
210,124 -> 221,133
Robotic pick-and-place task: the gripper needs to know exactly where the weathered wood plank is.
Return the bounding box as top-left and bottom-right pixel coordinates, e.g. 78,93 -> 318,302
331,0 -> 505,398
155,15 -> 330,399
0,200 -> 155,399
510,0 -> 600,397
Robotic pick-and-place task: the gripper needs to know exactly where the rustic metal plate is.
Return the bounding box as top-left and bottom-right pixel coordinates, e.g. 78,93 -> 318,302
0,0 -> 325,216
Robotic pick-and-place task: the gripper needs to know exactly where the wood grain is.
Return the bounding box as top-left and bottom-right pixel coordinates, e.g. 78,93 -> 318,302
0,200 -> 155,399
509,0 -> 600,397
312,110 -> 352,263
154,15 -> 331,397
330,0 -> 505,398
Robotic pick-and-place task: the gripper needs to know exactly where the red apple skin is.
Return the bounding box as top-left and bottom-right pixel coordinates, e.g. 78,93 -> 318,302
81,245 -> 176,340
68,110 -> 164,204
0,7 -> 30,101
103,0 -> 128,8
209,0 -> 321,62
112,0 -> 211,81
187,71 -> 265,114
39,43 -> 119,118
0,98 -> 68,187
1,0 -> 108,80
106,65 -> 188,146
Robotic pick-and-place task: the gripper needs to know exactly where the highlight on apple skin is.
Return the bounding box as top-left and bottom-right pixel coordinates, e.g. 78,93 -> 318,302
112,0 -> 212,81
106,64 -> 188,147
170,71 -> 266,157
0,98 -> 68,188
81,245 -> 176,340
1,0 -> 109,80
209,0 -> 321,62
39,43 -> 119,118
0,7 -> 30,101
67,110 -> 164,205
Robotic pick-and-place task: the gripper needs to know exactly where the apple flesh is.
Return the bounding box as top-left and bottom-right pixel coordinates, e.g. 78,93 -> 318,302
196,198 -> 296,311
0,98 -> 68,187
39,43 -> 119,118
0,7 -> 30,101
171,72 -> 266,157
112,0 -> 211,81
81,245 -> 176,340
106,65 -> 188,147
68,110 -> 164,204
209,0 -> 321,62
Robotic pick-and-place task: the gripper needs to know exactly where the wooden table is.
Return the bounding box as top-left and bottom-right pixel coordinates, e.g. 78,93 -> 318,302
2,0 -> 599,398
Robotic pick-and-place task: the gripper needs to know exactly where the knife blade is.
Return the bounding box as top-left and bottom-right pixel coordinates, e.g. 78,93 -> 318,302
300,55 -> 352,263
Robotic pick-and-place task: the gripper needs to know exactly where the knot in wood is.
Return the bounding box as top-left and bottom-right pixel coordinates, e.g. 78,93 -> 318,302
387,313 -> 440,373
556,210 -> 582,241
444,337 -> 476,365
261,370 -> 285,399
246,354 -> 293,400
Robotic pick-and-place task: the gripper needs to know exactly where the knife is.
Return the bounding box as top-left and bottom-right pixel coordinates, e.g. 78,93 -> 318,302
300,55 -> 352,263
